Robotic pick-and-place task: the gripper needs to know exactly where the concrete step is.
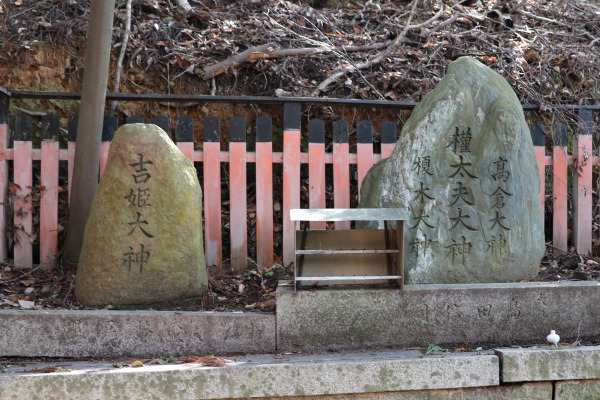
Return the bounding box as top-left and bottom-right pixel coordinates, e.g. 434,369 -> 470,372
0,349 -> 500,399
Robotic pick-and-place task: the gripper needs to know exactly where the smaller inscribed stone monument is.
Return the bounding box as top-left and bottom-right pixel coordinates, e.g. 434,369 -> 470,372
360,56 -> 544,284
75,123 -> 207,306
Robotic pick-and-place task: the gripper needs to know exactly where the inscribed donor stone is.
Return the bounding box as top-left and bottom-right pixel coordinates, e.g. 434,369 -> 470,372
359,56 -> 544,284
75,123 -> 207,305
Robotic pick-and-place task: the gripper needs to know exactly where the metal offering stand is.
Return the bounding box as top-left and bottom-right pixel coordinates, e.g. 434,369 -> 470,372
290,208 -> 407,290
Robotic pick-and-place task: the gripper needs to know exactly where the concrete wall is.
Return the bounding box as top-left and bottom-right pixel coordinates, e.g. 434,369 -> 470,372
277,281 -> 600,351
0,310 -> 275,358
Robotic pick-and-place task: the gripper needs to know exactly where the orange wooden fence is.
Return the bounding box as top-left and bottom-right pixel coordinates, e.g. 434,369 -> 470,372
0,104 -> 597,270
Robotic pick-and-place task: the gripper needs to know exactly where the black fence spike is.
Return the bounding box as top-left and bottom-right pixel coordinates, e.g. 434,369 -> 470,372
177,116 -> 194,142
256,116 -> 272,143
42,114 -> 59,141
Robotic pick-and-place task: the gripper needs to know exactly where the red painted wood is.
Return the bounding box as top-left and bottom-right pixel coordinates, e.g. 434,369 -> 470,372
0,124 -> 8,261
552,145 -> 568,255
283,129 -> 301,268
381,143 -> 395,159
333,142 -> 350,230
67,141 -> 75,203
40,139 -> 59,267
13,141 -> 33,268
177,142 -> 194,164
229,141 -> 247,271
256,142 -> 273,267
99,142 -> 110,179
356,143 -> 374,201
534,146 -> 546,230
203,142 -> 222,267
573,134 -> 593,255
308,142 -> 326,229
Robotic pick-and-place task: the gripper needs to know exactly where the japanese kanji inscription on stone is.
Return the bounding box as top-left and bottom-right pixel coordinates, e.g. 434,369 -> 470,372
359,56 -> 544,284
75,124 -> 207,306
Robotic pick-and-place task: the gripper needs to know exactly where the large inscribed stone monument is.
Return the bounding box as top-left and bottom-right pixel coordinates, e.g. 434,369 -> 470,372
360,56 -> 544,284
75,124 -> 207,306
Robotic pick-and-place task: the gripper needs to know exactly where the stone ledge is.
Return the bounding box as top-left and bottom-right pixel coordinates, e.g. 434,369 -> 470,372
555,379 -> 600,400
0,310 -> 275,358
233,382 -> 553,400
277,281 -> 600,351
497,346 -> 600,382
0,350 -> 499,399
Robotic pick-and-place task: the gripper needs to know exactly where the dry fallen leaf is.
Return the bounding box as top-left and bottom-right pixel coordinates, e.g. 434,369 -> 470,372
176,355 -> 230,367
131,360 -> 144,367
18,299 -> 35,309
8,182 -> 21,195
24,366 -> 60,373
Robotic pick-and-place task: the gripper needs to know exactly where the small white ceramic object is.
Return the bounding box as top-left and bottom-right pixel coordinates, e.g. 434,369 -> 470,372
546,330 -> 560,347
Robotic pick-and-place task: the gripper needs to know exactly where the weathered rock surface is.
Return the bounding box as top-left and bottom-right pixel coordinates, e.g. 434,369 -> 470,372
75,123 -> 207,306
360,56 -> 544,284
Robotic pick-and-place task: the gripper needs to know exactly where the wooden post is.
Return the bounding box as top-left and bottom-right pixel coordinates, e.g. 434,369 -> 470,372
255,116 -> 273,267
308,119 -> 326,230
531,123 -> 546,230
380,121 -> 397,159
573,110 -> 593,255
283,103 -> 301,268
176,116 -> 194,163
62,0 -> 116,265
333,120 -> 350,230
203,116 -> 222,267
40,114 -> 60,268
552,123 -> 568,256
356,121 -> 374,201
0,92 -> 9,262
229,117 -> 247,271
396,220 -> 404,290
100,115 -> 117,178
14,114 -> 33,268
67,115 -> 77,203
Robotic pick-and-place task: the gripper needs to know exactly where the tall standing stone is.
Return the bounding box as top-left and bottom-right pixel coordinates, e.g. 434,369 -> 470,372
75,123 -> 207,306
360,57 -> 544,284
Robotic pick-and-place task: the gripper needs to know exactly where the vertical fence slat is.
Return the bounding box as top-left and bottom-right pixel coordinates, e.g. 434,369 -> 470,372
67,115 -> 77,203
532,123 -> 546,230
552,123 -> 568,255
0,94 -> 8,261
283,103 -> 301,268
573,110 -> 594,255
176,116 -> 194,163
100,116 -> 117,178
203,116 -> 222,267
380,121 -> 397,159
308,119 -> 326,230
13,114 -> 33,268
229,117 -> 247,271
333,120 -> 350,230
152,115 -> 171,138
40,114 -> 59,268
255,116 -> 273,267
356,121 -> 374,201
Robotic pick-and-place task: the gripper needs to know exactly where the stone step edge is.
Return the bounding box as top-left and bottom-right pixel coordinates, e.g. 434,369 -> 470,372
496,346 -> 600,383
0,350 -> 499,399
0,310 -> 276,358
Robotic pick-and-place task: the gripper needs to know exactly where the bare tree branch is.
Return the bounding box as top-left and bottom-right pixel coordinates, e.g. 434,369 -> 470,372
203,43 -> 276,79
110,0 -> 132,116
313,0 -> 421,96
407,4 -> 445,31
